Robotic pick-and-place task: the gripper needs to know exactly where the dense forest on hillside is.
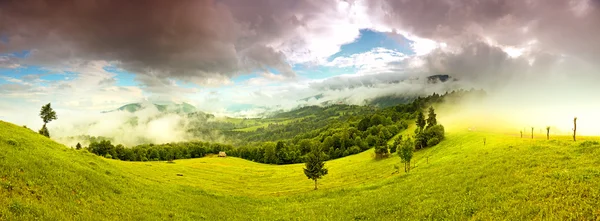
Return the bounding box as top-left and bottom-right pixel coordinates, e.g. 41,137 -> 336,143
84,89 -> 485,164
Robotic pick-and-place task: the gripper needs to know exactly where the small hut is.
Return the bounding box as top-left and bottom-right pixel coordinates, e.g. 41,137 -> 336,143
218,151 -> 227,157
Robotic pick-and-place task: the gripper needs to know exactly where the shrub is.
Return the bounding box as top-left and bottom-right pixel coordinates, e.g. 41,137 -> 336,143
374,145 -> 389,159
427,137 -> 440,146
7,139 -> 18,146
104,154 -> 112,159
424,124 -> 445,140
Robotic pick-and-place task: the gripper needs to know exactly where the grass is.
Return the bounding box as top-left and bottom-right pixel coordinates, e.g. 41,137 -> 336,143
1,120 -> 600,220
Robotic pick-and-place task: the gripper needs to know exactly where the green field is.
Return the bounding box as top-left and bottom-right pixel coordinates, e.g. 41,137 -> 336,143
1,120 -> 600,220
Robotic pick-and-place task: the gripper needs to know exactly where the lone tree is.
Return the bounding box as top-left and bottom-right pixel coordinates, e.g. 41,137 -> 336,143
39,103 -> 57,138
416,111 -> 426,132
76,143 -> 82,150
520,130 -> 523,138
426,106 -> 437,129
546,126 -> 550,140
398,137 -> 415,173
303,147 -> 329,190
573,117 -> 577,141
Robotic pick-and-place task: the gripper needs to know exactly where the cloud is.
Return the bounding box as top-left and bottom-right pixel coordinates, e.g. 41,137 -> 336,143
0,55 -> 20,68
0,61 -> 145,114
0,0 -> 382,87
366,0 -> 600,62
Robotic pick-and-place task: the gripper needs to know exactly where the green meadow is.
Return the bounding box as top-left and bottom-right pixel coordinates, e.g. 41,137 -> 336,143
1,120 -> 600,220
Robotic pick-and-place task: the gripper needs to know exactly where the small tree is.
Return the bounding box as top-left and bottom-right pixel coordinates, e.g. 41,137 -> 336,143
546,126 -> 550,140
39,103 -> 57,138
76,143 -> 82,150
426,106 -> 437,129
520,130 -> 523,138
398,137 -> 415,172
303,147 -> 329,190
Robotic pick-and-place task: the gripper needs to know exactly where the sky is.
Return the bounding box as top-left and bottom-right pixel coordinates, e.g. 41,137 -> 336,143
2,0 -> 600,136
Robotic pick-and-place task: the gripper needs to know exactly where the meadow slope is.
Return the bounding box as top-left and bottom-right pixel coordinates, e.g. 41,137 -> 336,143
1,120 -> 600,220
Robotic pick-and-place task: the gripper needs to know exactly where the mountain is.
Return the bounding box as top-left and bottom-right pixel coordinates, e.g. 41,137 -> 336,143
107,102 -> 198,114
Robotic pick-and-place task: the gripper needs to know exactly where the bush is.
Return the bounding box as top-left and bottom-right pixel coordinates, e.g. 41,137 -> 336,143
6,139 -> 18,146
374,145 -> 389,159
427,137 -> 440,146
424,124 -> 445,140
104,154 -> 112,159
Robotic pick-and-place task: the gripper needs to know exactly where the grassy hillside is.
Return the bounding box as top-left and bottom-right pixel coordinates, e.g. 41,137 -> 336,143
2,120 -> 600,220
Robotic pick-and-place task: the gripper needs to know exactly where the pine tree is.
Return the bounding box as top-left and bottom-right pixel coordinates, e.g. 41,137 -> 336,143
426,106 -> 437,129
303,147 -> 329,190
416,111 -> 426,132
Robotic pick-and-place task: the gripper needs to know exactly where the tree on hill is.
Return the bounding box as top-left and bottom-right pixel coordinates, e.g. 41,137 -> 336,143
426,106 -> 437,129
416,111 -> 426,132
303,146 -> 329,190
76,143 -> 82,150
546,126 -> 550,140
38,103 -> 57,138
398,137 -> 415,172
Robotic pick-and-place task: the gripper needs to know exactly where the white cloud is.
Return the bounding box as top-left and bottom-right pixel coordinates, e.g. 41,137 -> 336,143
326,47 -> 406,69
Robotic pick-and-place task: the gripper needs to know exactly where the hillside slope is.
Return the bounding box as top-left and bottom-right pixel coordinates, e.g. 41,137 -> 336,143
1,121 -> 600,220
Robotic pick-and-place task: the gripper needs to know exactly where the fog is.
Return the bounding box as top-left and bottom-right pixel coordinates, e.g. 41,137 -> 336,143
48,102 -> 196,147
437,59 -> 600,136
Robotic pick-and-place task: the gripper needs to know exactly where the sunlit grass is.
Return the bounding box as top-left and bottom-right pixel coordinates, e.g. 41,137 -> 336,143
1,120 -> 599,220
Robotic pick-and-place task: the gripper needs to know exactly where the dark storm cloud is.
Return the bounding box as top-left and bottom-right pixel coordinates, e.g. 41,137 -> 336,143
368,0 -> 600,62
0,0 -> 240,82
0,0 -> 343,85
424,41 -> 528,88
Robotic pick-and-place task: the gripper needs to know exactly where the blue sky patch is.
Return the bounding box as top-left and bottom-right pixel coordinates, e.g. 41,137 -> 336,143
328,29 -> 413,62
103,65 -> 136,86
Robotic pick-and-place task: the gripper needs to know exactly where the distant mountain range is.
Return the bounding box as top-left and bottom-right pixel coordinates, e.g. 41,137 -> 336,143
104,102 -> 198,114
107,75 -> 457,117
